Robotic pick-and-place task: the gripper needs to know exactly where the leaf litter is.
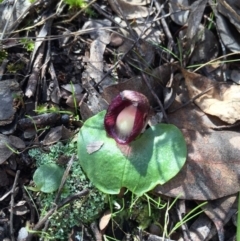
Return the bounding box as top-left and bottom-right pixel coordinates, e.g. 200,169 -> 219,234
0,0 -> 240,240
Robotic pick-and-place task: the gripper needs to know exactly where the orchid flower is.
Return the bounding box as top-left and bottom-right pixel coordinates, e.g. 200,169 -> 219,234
104,90 -> 150,144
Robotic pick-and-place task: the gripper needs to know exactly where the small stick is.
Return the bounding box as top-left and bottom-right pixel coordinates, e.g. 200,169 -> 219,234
176,200 -> 191,241
39,155 -> 76,235
62,0 -> 97,24
92,3 -> 122,27
154,0 -> 174,58
26,189 -> 89,241
10,170 -> 21,241
141,73 -> 169,123
90,222 -> 102,241
0,0 -> 18,40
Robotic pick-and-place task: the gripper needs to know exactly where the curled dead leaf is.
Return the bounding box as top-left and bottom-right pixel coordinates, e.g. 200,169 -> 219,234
155,73 -> 240,200
182,68 -> 240,124
99,210 -> 112,231
108,0 -> 153,19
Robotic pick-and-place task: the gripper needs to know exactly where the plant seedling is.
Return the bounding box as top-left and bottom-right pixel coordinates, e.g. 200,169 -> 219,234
33,163 -> 64,193
78,90 -> 187,196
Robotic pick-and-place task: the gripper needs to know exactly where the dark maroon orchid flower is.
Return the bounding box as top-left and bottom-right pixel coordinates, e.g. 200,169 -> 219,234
104,90 -> 150,144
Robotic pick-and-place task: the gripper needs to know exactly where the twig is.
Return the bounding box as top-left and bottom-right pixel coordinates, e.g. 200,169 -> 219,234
176,200 -> 191,241
154,0 -> 174,59
21,186 -> 36,224
27,155 -> 88,241
141,73 -> 169,123
26,189 -> 89,241
79,93 -> 88,107
208,0 -> 227,81
95,0 -> 149,87
40,155 -> 76,235
90,222 -> 102,241
0,0 -> 43,40
55,155 -> 75,204
0,187 -> 19,202
92,3 -> 122,27
62,0 -> 97,24
48,62 -> 61,103
0,0 -> 18,40
94,39 -> 136,87
10,170 -> 21,241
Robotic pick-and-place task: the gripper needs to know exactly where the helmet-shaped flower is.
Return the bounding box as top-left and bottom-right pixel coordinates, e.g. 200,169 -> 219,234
104,90 -> 150,144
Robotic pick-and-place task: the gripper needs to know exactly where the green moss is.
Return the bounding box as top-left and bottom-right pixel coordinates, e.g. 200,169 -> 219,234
28,141 -> 105,240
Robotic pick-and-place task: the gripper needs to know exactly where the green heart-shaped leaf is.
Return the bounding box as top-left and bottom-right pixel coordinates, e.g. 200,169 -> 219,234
78,111 -> 187,196
33,164 -> 64,193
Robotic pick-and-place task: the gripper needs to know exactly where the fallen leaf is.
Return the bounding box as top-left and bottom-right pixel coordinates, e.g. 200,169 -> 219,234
217,0 -> 240,33
108,0 -> 153,19
99,210 -> 112,231
123,0 -> 150,5
86,141 -> 104,154
181,195 -> 237,241
230,69 -> 240,84
9,200 -> 29,215
155,75 -> 240,200
9,135 -> 25,149
202,194 -> 237,240
185,0 -> 208,53
182,68 -> 240,124
110,32 -> 124,46
0,134 -> 17,164
0,0 -> 31,38
213,3 -> 240,52
169,0 -> 189,25
66,94 -> 83,108
181,213 -> 213,241
61,84 -> 83,95
186,25 -> 219,65
82,19 -> 111,86
0,79 -> 22,126
42,125 -> 74,145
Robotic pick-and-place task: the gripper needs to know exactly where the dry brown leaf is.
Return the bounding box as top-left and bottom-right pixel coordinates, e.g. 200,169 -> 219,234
202,194 -> 237,240
123,0 -> 150,5
155,77 -> 240,200
185,0 -> 208,53
0,0 -> 31,38
217,0 -> 240,33
169,0 -> 189,25
0,79 -> 22,126
99,210 -> 112,231
42,125 -> 74,145
182,68 -> 240,124
10,200 -> 29,216
183,195 -> 237,241
9,135 -> 25,149
86,141 -> 104,154
108,0 -> 153,19
0,134 -> 18,164
61,84 -> 83,95
213,3 -> 240,52
82,19 -> 111,86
